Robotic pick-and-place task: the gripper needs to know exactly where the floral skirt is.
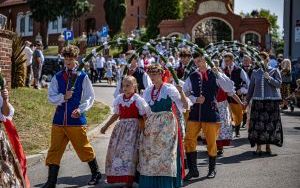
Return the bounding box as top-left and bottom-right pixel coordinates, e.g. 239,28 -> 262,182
217,101 -> 232,146
105,118 -> 140,184
248,100 -> 283,147
0,130 -> 24,188
139,111 -> 178,177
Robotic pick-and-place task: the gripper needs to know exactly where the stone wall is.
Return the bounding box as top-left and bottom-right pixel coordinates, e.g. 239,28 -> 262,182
0,29 -> 13,89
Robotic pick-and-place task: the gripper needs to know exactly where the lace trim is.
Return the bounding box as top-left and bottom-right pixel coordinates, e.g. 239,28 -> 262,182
113,93 -> 151,115
144,83 -> 183,112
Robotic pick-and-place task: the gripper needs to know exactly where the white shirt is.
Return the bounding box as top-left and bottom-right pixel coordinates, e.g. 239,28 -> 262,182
183,70 -> 236,104
48,74 -> 95,113
96,56 -> 105,69
24,46 -> 33,66
138,58 -> 145,68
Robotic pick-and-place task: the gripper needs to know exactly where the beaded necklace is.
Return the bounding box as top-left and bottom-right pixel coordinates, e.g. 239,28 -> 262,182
151,83 -> 164,101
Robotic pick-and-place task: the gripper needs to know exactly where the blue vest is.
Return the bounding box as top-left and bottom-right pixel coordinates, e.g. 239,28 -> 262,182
188,70 -> 220,122
53,70 -> 87,126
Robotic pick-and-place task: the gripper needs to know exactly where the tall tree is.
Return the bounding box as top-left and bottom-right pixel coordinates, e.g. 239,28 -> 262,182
180,0 -> 196,17
146,0 -> 181,39
240,9 -> 280,41
60,0 -> 93,30
28,0 -> 61,48
103,0 -> 126,37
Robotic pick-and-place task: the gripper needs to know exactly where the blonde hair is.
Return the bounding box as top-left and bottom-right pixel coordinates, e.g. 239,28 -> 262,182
122,76 -> 138,93
281,59 -> 291,71
296,79 -> 300,87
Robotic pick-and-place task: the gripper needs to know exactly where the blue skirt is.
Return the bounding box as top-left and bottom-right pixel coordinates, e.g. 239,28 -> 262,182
139,143 -> 183,188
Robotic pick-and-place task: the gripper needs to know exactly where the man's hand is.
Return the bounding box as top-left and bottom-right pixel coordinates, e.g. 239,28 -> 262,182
1,88 -> 9,101
71,108 -> 81,118
64,90 -> 73,101
237,89 -> 242,95
196,95 -> 205,104
264,72 -> 271,80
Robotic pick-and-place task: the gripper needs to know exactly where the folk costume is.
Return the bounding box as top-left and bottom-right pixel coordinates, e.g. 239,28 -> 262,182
138,83 -> 184,188
44,68 -> 101,187
0,98 -> 26,188
247,66 -> 283,148
224,64 -> 249,136
183,69 -> 235,179
105,93 -> 150,185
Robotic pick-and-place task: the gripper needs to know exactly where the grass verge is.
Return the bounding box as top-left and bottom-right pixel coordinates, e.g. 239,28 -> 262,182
9,87 -> 110,155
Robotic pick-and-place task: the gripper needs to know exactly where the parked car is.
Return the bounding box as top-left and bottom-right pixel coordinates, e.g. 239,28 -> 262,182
41,56 -> 63,81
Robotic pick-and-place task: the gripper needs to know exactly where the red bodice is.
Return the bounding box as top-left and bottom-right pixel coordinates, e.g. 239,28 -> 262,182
216,88 -> 228,102
119,101 -> 139,119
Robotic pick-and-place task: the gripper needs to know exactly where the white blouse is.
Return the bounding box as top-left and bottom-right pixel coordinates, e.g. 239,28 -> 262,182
113,93 -> 151,116
143,83 -> 184,113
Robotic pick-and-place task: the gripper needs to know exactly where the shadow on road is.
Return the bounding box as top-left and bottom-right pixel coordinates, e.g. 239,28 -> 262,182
183,176 -> 208,187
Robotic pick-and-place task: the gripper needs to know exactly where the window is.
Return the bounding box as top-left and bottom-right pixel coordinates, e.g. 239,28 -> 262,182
52,20 -> 58,30
131,0 -> 134,6
20,17 -> 25,33
62,17 -> 68,29
28,15 -> 33,32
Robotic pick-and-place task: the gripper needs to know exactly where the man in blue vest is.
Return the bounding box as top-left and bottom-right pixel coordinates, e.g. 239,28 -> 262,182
183,51 -> 236,180
43,45 -> 101,187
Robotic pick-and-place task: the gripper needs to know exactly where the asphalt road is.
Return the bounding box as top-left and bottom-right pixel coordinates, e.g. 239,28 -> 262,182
28,83 -> 300,188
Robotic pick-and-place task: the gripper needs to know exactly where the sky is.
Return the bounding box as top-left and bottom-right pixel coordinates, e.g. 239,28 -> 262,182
234,0 -> 284,35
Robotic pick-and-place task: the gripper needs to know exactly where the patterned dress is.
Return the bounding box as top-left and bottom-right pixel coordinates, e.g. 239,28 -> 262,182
0,130 -> 24,188
139,83 -> 184,188
105,93 -> 150,184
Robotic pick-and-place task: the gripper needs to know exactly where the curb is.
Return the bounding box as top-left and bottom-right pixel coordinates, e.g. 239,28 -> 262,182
26,103 -> 113,167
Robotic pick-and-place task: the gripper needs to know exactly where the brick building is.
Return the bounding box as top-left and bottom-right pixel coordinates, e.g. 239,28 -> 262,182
0,29 -> 13,89
0,0 -> 148,45
159,0 -> 270,49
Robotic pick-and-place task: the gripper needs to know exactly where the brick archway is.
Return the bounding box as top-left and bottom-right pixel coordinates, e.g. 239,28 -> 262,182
191,17 -> 233,46
159,0 -> 270,49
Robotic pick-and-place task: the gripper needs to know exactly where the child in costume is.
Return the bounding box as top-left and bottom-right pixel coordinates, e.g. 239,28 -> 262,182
43,45 -> 101,187
101,76 -> 150,188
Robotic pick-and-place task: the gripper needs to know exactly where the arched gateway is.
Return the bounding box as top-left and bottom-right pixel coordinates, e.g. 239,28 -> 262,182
159,0 -> 270,49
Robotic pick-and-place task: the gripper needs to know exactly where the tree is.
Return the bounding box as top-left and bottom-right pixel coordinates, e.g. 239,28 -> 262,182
60,0 -> 93,30
146,0 -> 181,39
28,0 -> 61,48
240,9 -> 280,41
103,0 -> 126,37
180,0 -> 196,17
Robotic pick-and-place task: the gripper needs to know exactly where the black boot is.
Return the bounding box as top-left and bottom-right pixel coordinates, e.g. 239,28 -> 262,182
207,157 -> 216,178
42,164 -> 60,188
88,158 -> 102,185
235,125 -> 241,137
184,152 -> 199,181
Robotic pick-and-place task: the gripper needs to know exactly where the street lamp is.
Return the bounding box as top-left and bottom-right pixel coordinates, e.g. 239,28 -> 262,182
0,14 -> 7,30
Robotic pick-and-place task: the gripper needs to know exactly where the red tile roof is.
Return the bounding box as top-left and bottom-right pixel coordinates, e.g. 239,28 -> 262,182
0,0 -> 27,8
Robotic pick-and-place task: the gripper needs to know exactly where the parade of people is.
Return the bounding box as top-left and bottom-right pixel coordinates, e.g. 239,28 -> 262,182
1,0 -> 299,187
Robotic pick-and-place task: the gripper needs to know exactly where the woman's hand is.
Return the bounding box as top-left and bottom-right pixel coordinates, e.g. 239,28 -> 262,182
1,88 -> 9,101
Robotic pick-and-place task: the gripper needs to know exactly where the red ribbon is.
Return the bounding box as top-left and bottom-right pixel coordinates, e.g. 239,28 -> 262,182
3,119 -> 30,188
